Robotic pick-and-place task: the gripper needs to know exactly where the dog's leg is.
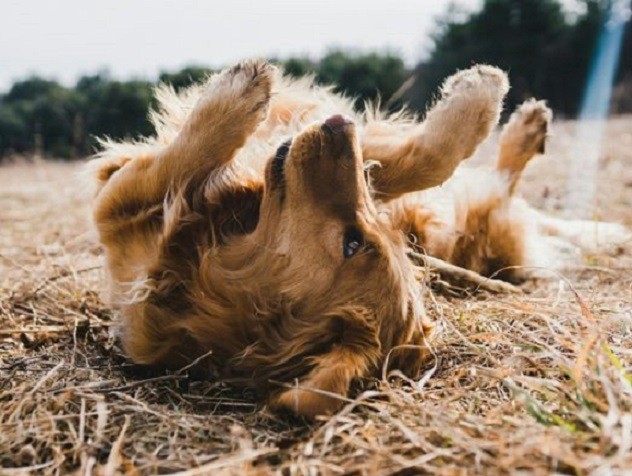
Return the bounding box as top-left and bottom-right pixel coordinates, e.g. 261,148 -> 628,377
533,209 -> 631,255
96,59 -> 274,210
93,60 -> 274,285
443,100 -> 550,279
364,65 -> 509,199
154,59 -> 275,186
438,100 -> 551,279
390,100 -> 551,282
496,99 -> 551,194
495,100 -> 629,258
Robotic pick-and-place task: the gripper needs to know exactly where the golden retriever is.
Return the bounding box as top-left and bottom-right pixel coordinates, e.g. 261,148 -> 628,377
87,59 -> 628,418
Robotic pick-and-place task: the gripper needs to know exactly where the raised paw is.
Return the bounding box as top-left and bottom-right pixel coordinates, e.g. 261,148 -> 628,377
422,65 -> 509,160
442,64 -> 510,106
507,99 -> 551,154
361,65 -> 510,198
436,65 -> 509,135
163,59 -> 278,177
225,59 -> 276,117
408,65 -> 509,189
202,59 -> 277,123
498,98 -> 552,180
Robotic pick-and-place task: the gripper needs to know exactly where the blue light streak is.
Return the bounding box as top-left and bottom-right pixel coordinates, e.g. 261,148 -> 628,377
565,0 -> 630,218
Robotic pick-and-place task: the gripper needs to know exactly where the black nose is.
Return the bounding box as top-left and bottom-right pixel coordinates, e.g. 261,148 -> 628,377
322,114 -> 353,133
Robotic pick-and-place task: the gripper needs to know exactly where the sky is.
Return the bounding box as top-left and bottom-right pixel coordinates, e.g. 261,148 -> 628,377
0,0 -> 482,91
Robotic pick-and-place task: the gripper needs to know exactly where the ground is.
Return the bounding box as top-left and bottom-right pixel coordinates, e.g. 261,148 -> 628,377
1,117 -> 631,475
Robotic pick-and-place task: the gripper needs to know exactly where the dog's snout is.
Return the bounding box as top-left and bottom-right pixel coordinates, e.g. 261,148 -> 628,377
322,115 -> 353,133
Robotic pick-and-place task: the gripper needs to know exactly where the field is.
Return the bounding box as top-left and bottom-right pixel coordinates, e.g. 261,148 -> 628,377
1,117 -> 631,475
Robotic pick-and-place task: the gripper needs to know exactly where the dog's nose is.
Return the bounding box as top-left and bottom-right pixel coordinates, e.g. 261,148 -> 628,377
322,115 -> 353,133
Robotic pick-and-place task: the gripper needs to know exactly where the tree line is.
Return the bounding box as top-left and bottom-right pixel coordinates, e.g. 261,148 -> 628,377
0,0 -> 630,160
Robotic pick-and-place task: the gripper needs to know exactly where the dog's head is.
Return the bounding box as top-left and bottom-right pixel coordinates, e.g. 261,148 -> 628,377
239,115 -> 432,373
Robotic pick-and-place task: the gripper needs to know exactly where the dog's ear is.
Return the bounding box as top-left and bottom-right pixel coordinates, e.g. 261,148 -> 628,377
268,348 -> 364,418
267,307 -> 381,418
381,313 -> 434,380
83,153 -> 132,199
209,181 -> 264,239
384,341 -> 430,380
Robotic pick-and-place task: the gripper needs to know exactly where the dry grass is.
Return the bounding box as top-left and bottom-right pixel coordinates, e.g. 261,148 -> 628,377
1,117 -> 631,475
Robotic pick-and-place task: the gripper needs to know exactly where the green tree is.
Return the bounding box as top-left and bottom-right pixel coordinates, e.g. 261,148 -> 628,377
76,74 -> 154,146
409,0 -> 631,116
0,103 -> 27,155
317,51 -> 408,108
409,0 -> 572,113
0,77 -> 81,157
159,66 -> 214,91
279,57 -> 316,78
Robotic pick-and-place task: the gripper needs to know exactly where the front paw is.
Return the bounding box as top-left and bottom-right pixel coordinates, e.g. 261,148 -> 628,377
421,64 -> 510,162
437,65 -> 509,136
442,64 -> 509,111
226,59 -> 276,118
200,59 -> 276,123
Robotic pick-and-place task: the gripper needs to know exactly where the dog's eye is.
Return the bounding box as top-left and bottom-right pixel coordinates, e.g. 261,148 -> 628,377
343,227 -> 364,259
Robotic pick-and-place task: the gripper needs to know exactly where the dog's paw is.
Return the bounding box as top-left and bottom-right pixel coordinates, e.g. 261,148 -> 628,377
507,99 -> 552,154
420,65 -> 509,161
440,65 -> 509,125
226,59 -> 276,114
442,64 -> 509,102
200,59 -> 276,122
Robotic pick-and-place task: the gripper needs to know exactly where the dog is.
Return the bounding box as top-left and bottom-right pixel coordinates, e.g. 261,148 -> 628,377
87,60 -> 628,417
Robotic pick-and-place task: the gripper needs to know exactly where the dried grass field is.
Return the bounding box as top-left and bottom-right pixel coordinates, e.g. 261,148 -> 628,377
1,117 -> 631,475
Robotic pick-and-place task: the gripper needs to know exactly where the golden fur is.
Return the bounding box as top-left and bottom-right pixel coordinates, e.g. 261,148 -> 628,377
88,60 -> 628,418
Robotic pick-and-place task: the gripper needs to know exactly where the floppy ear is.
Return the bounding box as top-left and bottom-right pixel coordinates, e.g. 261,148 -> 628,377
384,326 -> 434,379
268,346 -> 375,418
203,181 -> 264,240
267,306 -> 434,418
264,307 -> 381,418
